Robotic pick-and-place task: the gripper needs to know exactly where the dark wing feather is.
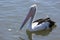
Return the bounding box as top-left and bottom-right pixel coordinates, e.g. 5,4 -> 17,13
38,18 -> 50,25
33,17 -> 50,25
33,19 -> 43,23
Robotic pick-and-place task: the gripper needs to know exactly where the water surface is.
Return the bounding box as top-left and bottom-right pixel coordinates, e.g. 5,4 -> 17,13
0,0 -> 60,40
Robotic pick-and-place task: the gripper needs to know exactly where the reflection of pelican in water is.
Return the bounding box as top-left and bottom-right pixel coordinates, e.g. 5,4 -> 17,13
20,4 -> 56,32
26,25 -> 56,40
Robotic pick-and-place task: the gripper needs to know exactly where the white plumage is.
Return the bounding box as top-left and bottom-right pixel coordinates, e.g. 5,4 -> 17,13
28,21 -> 50,31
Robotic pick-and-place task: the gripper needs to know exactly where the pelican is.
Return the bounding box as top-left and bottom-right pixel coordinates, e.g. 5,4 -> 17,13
20,4 -> 55,32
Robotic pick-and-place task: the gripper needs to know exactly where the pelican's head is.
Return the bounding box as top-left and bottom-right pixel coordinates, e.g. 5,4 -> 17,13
20,4 -> 37,30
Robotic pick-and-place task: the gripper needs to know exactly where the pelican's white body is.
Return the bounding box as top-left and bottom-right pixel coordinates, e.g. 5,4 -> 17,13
28,17 -> 50,32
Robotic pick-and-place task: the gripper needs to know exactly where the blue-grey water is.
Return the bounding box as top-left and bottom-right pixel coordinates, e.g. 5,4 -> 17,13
0,0 -> 60,40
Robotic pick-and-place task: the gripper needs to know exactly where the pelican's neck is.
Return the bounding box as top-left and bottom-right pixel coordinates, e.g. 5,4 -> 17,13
29,16 -> 33,26
29,13 -> 35,31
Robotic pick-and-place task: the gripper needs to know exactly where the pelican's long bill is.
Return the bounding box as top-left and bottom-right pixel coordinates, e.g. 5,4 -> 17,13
20,4 -> 37,30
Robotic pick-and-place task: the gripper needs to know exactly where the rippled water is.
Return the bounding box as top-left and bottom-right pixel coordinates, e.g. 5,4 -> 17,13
0,0 -> 60,40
